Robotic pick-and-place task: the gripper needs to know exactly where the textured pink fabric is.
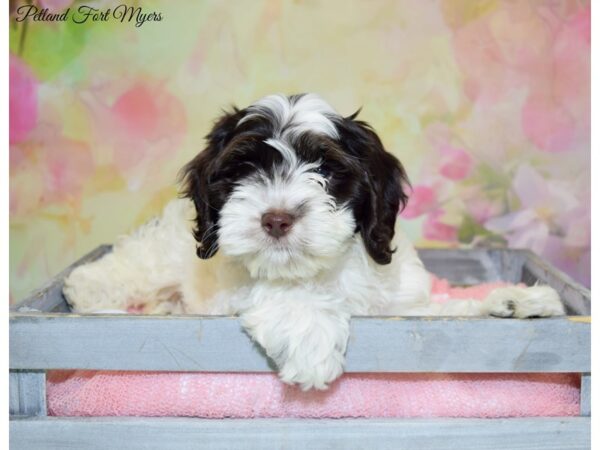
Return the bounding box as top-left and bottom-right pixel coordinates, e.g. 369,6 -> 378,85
429,276 -> 523,304
47,371 -> 579,418
47,278 -> 580,418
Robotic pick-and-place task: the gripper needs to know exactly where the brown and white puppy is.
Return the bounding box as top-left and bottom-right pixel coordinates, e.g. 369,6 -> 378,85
64,94 -> 565,390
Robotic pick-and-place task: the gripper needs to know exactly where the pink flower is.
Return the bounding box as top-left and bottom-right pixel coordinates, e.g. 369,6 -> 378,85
553,6 -> 590,127
423,210 -> 457,242
465,197 -> 503,224
9,55 -> 38,144
484,163 -> 590,287
401,185 -> 436,218
42,137 -> 95,204
521,6 -> 589,153
438,145 -> 473,180
112,84 -> 162,139
486,209 -> 550,253
521,93 -> 576,153
543,236 -> 590,288
107,82 -> 187,172
485,164 -> 584,254
10,135 -> 95,215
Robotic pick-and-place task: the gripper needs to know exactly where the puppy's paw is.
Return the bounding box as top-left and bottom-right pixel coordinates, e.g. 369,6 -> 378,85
241,299 -> 350,390
483,285 -> 565,318
279,348 -> 345,391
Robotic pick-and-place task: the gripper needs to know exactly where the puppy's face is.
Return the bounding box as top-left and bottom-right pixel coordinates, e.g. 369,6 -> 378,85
182,94 -> 408,280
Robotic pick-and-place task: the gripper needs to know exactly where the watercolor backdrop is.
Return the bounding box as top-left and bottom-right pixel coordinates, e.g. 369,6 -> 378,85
9,0 -> 591,302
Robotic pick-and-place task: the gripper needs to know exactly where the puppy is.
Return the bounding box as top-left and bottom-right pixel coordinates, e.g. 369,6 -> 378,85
63,93 -> 565,390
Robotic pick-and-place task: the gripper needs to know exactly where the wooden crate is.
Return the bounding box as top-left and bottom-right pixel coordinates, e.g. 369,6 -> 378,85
9,247 -> 591,450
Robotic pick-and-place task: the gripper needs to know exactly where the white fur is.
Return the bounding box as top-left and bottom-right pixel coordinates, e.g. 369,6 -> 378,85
219,142 -> 354,281
63,94 -> 565,391
239,93 -> 339,142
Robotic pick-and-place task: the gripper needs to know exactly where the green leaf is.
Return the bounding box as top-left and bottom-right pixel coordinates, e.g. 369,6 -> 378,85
9,18 -> 89,81
457,214 -> 503,244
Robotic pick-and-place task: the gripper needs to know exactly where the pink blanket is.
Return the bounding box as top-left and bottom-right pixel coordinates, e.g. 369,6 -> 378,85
47,279 -> 580,418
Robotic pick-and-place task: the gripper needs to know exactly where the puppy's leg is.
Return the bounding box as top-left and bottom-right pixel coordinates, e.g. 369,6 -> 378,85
405,285 -> 565,317
240,286 -> 350,390
63,199 -> 195,313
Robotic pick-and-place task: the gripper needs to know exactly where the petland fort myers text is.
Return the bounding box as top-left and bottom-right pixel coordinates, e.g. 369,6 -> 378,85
15,4 -> 163,27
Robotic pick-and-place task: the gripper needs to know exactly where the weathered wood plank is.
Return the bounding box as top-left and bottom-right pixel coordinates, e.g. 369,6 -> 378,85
9,314 -> 590,372
485,248 -> 529,283
9,370 -> 47,416
522,252 -> 590,315
11,245 -> 112,313
580,373 -> 590,416
9,417 -> 591,450
418,248 -> 503,285
347,316 -> 590,373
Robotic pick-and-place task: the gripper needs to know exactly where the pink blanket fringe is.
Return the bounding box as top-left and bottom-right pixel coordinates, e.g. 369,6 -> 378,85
47,278 -> 580,418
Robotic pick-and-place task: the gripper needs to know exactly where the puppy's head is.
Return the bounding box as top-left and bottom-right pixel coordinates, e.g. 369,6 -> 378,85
181,94 -> 409,279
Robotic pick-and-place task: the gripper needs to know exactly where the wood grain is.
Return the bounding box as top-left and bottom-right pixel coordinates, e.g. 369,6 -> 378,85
9,417 -> 591,450
10,314 -> 590,372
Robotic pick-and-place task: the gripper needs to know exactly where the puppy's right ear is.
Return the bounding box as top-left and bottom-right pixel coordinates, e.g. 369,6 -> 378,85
180,108 -> 245,259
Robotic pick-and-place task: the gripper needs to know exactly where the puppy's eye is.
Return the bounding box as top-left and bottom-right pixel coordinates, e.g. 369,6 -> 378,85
313,166 -> 330,178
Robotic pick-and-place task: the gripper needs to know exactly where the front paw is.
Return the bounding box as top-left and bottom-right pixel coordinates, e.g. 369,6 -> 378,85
483,285 -> 565,318
278,347 -> 345,391
241,300 -> 350,390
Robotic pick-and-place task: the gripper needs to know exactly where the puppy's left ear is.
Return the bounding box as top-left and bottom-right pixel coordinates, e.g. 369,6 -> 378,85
179,108 -> 245,259
337,115 -> 410,264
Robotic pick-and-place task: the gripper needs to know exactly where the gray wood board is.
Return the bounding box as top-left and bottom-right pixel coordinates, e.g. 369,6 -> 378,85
9,371 -> 47,417
9,417 -> 591,450
522,252 -> 591,315
10,314 -> 590,372
417,248 -> 503,285
11,245 -> 112,313
580,373 -> 591,416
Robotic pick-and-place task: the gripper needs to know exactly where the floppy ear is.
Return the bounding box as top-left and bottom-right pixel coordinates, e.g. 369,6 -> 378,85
336,114 -> 410,264
180,109 -> 245,259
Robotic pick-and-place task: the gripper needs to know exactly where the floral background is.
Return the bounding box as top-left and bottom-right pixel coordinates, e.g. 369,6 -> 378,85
9,0 -> 591,303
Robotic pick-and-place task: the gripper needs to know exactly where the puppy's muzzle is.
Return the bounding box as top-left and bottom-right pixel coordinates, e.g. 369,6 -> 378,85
261,210 -> 295,238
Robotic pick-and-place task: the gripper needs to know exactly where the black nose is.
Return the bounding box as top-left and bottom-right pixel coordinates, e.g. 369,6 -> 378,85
261,210 -> 294,238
